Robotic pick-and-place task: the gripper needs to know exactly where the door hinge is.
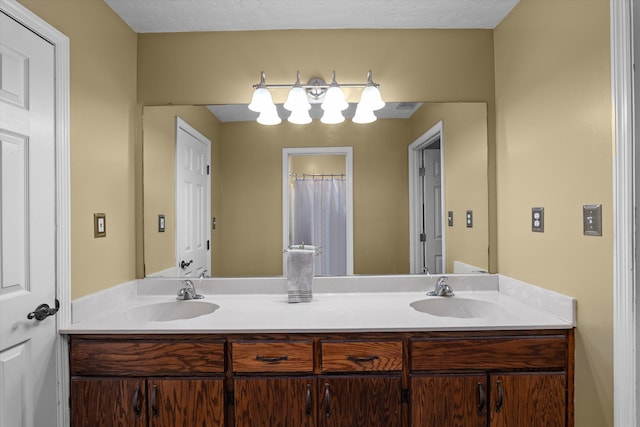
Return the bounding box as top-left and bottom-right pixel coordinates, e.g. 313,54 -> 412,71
225,390 -> 235,406
419,167 -> 426,177
401,388 -> 410,404
207,165 -> 210,175
207,240 -> 210,250
420,233 -> 427,242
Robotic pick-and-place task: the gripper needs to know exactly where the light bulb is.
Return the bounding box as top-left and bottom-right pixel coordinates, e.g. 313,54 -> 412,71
287,109 -> 312,125
320,108 -> 345,124
284,86 -> 311,112
352,105 -> 377,124
359,85 -> 385,111
248,87 -> 274,112
257,105 -> 281,125
321,86 -> 348,112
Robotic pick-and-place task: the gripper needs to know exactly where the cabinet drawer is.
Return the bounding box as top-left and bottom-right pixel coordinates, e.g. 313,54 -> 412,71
321,340 -> 403,372
411,335 -> 567,371
70,339 -> 225,376
232,341 -> 314,373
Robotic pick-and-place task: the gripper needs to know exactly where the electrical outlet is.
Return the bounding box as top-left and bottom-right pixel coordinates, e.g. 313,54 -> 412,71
466,210 -> 473,228
532,207 -> 544,232
583,204 -> 602,236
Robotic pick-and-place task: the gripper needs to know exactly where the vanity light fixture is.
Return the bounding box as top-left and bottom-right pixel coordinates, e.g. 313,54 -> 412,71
249,70 -> 385,125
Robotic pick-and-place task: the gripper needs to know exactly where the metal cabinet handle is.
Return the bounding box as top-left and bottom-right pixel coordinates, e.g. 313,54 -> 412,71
255,355 -> 289,363
495,379 -> 504,413
305,383 -> 312,417
151,384 -> 159,417
27,299 -> 59,321
346,355 -> 380,363
477,382 -> 485,415
324,383 -> 331,418
132,384 -> 142,418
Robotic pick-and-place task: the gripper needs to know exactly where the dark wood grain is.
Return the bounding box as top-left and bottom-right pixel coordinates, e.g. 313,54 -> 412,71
149,378 -> 225,427
70,378 -> 147,427
321,340 -> 403,372
411,373 -> 487,427
489,372 -> 566,427
411,335 -> 567,371
71,339 -> 225,376
234,376 -> 316,427
232,340 -> 314,373
319,375 -> 403,427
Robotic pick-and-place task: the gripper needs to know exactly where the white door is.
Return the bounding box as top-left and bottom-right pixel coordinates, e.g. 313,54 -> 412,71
0,11 -> 59,427
420,146 -> 443,274
175,118 -> 211,277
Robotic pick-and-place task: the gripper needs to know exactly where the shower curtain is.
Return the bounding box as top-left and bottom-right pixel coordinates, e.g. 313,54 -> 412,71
292,177 -> 347,276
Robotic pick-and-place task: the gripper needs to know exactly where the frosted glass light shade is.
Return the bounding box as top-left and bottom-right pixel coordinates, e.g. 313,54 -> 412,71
352,105 -> 377,124
287,109 -> 312,125
284,86 -> 311,112
320,108 -> 345,124
359,85 -> 385,111
257,105 -> 281,125
321,86 -> 348,111
248,87 -> 274,112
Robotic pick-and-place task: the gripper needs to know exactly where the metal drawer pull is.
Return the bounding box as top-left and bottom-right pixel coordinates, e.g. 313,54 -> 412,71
151,384 -> 159,417
305,383 -> 312,417
477,382 -> 485,415
255,355 -> 289,363
346,355 -> 380,363
324,383 -> 331,417
132,384 -> 141,418
495,379 -> 504,413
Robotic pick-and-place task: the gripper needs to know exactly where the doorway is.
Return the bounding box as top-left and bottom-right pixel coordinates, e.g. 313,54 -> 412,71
282,147 -> 353,276
409,121 -> 445,274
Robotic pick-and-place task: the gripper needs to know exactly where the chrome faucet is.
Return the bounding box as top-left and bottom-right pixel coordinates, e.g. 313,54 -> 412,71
427,276 -> 454,297
176,279 -> 205,300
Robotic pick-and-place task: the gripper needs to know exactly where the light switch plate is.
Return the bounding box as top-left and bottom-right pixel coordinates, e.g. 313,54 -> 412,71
583,204 -> 602,236
532,207 -> 544,232
94,213 -> 106,238
158,214 -> 165,232
447,211 -> 453,227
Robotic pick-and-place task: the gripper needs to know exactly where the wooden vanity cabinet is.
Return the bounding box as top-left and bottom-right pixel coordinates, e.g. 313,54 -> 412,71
69,329 -> 573,427
409,332 -> 573,427
69,336 -> 226,427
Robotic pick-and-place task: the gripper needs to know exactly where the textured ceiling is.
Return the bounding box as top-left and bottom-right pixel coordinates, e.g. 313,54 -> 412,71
105,0 -> 520,33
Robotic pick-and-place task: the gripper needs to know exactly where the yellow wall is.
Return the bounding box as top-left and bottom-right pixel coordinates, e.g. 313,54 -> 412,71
19,0 -> 138,300
142,106 -> 222,277
494,0 -> 612,425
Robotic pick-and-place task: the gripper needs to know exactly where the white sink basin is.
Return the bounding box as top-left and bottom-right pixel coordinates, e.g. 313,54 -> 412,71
125,301 -> 219,322
410,297 -> 500,318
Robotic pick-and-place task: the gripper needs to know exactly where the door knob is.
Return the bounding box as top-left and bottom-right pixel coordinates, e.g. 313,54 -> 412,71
27,299 -> 59,321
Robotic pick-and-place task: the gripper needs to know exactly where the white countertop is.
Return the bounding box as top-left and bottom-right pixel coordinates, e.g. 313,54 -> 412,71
62,274 -> 575,334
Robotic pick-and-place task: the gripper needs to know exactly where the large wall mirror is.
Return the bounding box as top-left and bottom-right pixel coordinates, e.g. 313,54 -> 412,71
142,102 -> 489,278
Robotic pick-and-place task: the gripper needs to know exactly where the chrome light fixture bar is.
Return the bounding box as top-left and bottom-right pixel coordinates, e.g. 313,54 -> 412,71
249,70 -> 385,125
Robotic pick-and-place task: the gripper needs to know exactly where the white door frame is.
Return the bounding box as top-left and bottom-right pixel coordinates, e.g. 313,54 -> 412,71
611,0 -> 637,425
0,1 -> 70,426
408,121 -> 445,274
282,147 -> 354,275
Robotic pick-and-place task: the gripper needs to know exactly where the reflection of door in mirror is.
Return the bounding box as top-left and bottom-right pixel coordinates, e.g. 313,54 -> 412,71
419,141 -> 443,274
283,148 -> 354,276
176,118 -> 211,277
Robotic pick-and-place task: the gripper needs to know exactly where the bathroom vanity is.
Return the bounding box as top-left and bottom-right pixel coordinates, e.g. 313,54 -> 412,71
64,275 -> 575,427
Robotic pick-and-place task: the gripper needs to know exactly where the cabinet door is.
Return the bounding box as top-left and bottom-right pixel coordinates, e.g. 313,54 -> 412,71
234,376 -> 316,427
70,378 -> 147,427
411,374 -> 487,427
319,375 -> 403,427
490,372 -> 566,427
148,378 -> 225,427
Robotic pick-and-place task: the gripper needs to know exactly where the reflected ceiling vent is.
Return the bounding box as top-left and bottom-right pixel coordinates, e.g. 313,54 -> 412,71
397,102 -> 420,110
